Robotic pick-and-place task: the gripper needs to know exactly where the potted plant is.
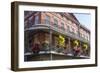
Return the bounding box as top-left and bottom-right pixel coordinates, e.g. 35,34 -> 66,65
82,43 -> 88,56
42,40 -> 49,51
73,40 -> 79,47
57,35 -> 65,53
83,44 -> 88,50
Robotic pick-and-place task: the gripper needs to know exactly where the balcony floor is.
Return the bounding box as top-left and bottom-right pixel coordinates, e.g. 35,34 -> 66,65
24,51 -> 89,61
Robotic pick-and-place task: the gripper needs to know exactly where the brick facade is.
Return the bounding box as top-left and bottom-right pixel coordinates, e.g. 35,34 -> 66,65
24,11 -> 90,57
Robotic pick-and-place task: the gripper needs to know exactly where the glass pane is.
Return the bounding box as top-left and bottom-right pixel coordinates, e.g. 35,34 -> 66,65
45,15 -> 50,24
34,15 -> 39,24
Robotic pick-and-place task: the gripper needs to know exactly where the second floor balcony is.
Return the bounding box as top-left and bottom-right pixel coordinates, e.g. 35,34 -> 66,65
24,20 -> 90,44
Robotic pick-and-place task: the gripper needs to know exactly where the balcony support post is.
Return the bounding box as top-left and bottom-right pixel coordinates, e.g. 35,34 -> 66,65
68,37 -> 71,51
49,27 -> 53,60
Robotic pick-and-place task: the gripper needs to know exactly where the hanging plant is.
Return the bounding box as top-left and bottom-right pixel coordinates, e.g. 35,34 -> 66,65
42,40 -> 49,50
73,40 -> 79,46
58,35 -> 65,47
83,44 -> 88,50
44,40 -> 49,44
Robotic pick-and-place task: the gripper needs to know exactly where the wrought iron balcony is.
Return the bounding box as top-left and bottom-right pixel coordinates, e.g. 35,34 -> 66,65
24,20 -> 89,43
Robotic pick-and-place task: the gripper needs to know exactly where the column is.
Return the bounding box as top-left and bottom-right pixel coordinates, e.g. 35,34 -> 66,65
78,25 -> 80,37
79,41 -> 82,55
49,28 -> 53,60
68,37 -> 71,52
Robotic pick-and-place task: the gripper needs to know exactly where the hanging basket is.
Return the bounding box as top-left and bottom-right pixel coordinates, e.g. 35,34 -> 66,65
58,35 -> 65,47
83,44 -> 88,50
73,40 -> 79,46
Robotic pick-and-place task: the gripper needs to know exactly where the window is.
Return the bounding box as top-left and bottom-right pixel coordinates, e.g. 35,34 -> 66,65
69,27 -> 75,34
83,34 -> 85,38
60,22 -> 65,30
24,11 -> 33,18
61,23 -> 64,27
34,15 -> 39,24
67,25 -> 70,32
80,33 -> 82,37
68,20 -> 72,24
85,35 -> 89,41
81,34 -> 83,37
72,28 -> 74,33
88,36 -> 90,41
75,30 -> 78,35
80,33 -> 83,37
27,16 -> 33,27
24,21 -> 28,28
86,36 -> 88,40
54,18 -> 58,27
70,26 -> 73,32
45,15 -> 50,24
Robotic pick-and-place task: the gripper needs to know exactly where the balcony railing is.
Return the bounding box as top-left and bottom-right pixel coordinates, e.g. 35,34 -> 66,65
25,20 -> 89,43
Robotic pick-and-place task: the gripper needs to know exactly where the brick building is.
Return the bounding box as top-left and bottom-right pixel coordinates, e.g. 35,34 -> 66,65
24,11 -> 90,61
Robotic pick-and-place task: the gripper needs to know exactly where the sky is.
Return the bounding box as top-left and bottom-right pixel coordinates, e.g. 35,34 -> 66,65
74,13 -> 91,30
